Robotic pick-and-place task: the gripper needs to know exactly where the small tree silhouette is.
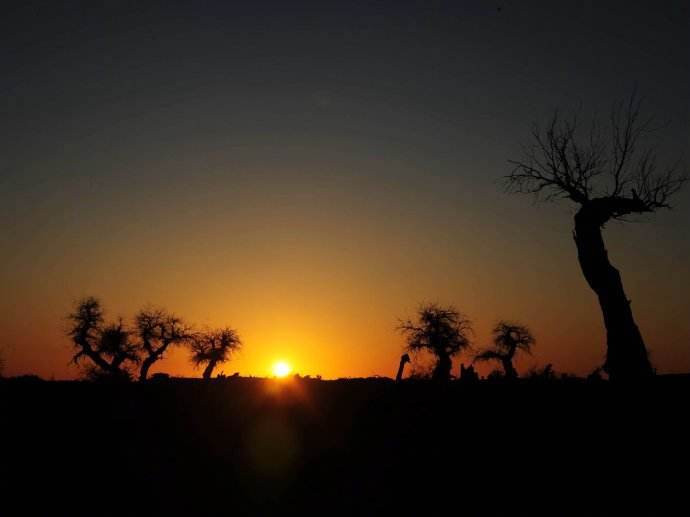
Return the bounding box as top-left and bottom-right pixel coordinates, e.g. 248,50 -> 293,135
507,92 -> 686,380
474,321 -> 535,379
189,327 -> 242,379
67,297 -> 138,380
398,304 -> 472,381
135,308 -> 190,382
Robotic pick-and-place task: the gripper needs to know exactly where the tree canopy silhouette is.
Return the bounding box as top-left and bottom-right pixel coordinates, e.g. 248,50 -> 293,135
67,297 -> 138,380
507,93 -> 686,381
398,304 -> 472,381
189,327 -> 242,379
135,308 -> 190,382
474,321 -> 535,379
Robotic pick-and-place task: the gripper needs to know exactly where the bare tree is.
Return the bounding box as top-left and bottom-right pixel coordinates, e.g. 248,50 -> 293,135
474,321 -> 535,379
398,304 -> 473,381
507,93 -> 686,381
67,297 -> 139,380
135,308 -> 190,382
189,327 -> 242,379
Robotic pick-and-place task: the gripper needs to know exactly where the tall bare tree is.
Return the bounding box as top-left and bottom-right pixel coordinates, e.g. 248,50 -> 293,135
474,321 -> 535,379
398,304 -> 473,381
67,297 -> 139,380
135,308 -> 190,382
507,93 -> 686,380
189,327 -> 242,379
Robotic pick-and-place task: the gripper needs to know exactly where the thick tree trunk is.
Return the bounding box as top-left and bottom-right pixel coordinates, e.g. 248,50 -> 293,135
139,356 -> 155,382
202,360 -> 217,380
573,204 -> 653,381
501,357 -> 517,379
139,345 -> 169,382
432,353 -> 452,381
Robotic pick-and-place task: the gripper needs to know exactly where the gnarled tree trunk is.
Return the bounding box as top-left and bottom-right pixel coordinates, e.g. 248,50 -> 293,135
139,345 -> 172,382
573,203 -> 653,381
139,355 -> 156,382
84,347 -> 116,374
202,360 -> 217,380
501,356 -> 517,379
432,353 -> 452,381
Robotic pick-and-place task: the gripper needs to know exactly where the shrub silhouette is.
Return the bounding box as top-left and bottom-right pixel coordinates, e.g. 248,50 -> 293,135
474,321 -> 535,379
458,363 -> 479,382
525,363 -> 556,382
398,304 -> 472,381
506,92 -> 686,380
189,327 -> 242,379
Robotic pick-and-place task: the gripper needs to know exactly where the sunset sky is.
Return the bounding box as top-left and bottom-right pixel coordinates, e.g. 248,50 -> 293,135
2,1 -> 688,380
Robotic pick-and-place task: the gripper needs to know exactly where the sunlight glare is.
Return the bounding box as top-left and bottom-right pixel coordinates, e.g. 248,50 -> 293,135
272,360 -> 292,378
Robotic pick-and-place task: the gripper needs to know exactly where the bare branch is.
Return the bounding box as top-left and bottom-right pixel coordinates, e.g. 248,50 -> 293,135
506,92 -> 687,218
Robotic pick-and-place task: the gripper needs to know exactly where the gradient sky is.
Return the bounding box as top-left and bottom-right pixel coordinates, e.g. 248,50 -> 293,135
2,0 -> 689,379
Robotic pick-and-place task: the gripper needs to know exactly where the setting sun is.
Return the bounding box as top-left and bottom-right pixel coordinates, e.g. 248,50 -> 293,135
272,361 -> 292,378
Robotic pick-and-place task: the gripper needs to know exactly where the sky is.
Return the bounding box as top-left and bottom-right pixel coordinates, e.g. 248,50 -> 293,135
1,0 -> 688,379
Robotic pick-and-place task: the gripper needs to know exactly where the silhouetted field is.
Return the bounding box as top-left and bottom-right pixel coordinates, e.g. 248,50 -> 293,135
2,376 -> 689,515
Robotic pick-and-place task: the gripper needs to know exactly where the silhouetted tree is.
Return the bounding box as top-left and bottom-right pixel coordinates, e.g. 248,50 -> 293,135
507,93 -> 686,381
474,321 -> 535,379
398,304 -> 472,381
190,327 -> 242,379
67,297 -> 138,380
135,308 -> 189,382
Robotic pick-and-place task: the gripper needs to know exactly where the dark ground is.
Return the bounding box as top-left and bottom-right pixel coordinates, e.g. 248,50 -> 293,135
2,375 -> 689,516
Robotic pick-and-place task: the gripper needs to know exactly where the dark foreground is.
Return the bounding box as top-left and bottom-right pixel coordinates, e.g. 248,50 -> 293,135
2,375 -> 689,515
